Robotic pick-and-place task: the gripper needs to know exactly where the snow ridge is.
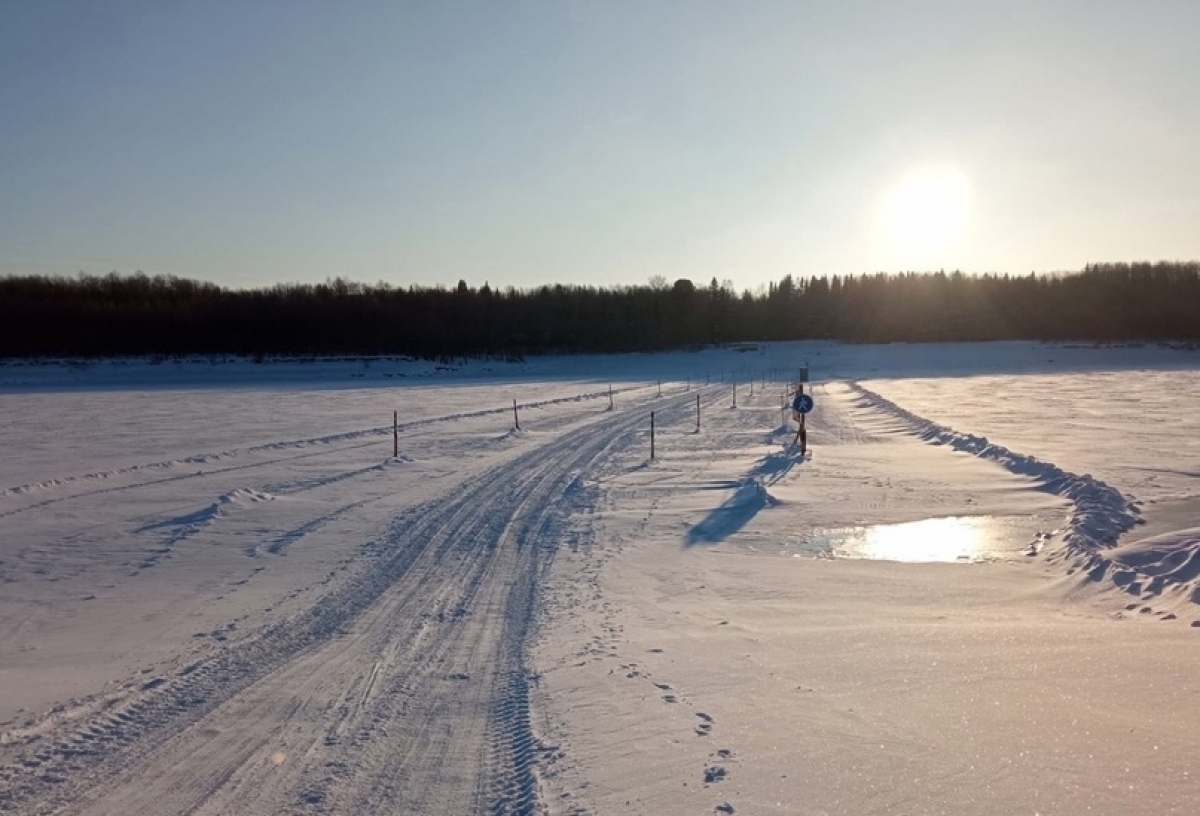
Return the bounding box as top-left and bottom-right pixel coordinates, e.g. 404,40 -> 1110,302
848,382 -> 1140,552
0,383 -> 648,505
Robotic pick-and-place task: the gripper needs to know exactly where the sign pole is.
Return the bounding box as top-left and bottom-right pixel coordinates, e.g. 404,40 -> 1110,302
651,411 -> 656,460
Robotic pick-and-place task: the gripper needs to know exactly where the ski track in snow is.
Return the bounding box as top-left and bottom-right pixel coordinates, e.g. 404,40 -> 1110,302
848,381 -> 1143,553
0,383 -> 707,816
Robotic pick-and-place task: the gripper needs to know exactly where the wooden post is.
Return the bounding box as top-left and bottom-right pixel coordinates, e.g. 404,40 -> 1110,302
749,378 -> 754,397
696,393 -> 701,431
609,384 -> 613,410
651,411 -> 656,460
393,410 -> 398,458
513,399 -> 520,431
732,382 -> 737,408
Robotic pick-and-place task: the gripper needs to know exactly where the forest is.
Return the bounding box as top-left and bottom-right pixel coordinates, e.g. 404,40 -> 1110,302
1,262 -> 1197,359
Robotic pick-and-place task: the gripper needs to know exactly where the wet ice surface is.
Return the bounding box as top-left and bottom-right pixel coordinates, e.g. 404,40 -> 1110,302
804,514 -> 1051,562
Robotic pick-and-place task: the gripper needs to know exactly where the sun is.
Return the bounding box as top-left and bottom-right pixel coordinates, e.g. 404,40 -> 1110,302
880,166 -> 971,261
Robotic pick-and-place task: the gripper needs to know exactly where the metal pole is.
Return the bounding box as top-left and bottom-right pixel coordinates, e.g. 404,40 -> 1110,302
513,399 -> 520,431
651,411 -> 656,460
696,393 -> 701,431
393,410 -> 398,458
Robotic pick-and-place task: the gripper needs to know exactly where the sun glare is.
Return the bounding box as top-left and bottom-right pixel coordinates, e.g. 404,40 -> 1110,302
880,166 -> 971,260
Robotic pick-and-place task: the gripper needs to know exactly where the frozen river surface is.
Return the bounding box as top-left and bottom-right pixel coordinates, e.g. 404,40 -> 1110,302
1,341 -> 1198,815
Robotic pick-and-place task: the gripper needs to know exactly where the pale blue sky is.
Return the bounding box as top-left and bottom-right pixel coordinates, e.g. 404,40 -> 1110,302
3,1 -> 1197,291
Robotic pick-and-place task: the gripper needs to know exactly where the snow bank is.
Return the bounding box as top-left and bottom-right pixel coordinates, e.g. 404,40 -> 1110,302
847,382 -> 1141,553
1097,528 -> 1200,597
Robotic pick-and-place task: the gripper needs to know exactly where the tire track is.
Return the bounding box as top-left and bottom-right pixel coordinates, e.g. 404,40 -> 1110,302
0,439 -> 382,522
0,384 -> 653,515
0,391 -> 665,815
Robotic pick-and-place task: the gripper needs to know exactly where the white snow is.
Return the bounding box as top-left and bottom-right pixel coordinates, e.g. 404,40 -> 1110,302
847,380 -> 1142,554
1,340 -> 1198,815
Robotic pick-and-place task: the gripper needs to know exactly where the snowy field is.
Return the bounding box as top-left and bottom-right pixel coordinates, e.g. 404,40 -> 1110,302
1,341 -> 1198,815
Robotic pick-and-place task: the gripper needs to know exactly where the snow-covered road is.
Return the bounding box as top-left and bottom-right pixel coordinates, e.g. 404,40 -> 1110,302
0,373 -> 725,814
2,341 -> 1198,815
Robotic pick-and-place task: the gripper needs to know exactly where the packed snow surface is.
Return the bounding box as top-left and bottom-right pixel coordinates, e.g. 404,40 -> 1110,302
1,341 -> 1198,815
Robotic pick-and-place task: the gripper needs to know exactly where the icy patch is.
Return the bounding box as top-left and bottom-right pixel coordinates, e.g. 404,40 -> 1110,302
849,383 -> 1140,553
805,515 -> 1048,563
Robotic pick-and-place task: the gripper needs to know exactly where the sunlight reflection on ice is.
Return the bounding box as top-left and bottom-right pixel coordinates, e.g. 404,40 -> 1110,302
808,516 -> 1034,563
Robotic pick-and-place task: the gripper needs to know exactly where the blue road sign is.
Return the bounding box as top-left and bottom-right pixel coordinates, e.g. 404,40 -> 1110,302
792,393 -> 814,414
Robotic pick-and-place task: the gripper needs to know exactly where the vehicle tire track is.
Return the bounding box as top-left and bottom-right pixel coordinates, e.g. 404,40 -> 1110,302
0,394 -> 660,816
0,385 -> 651,516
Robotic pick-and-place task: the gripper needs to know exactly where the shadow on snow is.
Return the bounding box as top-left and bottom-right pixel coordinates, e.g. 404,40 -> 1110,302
684,446 -> 804,547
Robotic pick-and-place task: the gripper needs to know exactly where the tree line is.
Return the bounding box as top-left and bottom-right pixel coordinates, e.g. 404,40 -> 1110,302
1,262 -> 1197,359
